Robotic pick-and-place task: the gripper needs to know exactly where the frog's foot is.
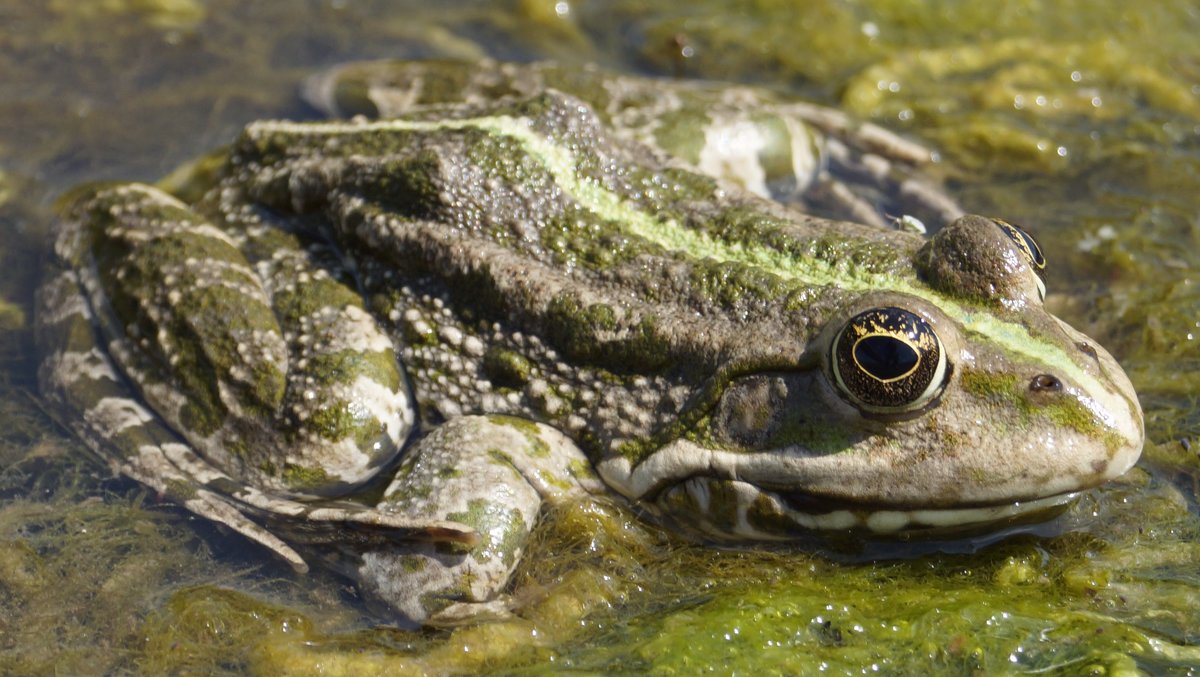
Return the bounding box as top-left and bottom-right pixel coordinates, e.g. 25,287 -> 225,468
300,59 -> 962,230
805,131 -> 965,231
125,438 -> 479,573
426,598 -> 516,628
765,106 -> 963,231
35,268 -> 474,573
36,268 -> 310,568
349,415 -> 599,625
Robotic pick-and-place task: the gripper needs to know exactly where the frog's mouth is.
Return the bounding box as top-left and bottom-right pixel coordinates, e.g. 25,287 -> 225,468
653,475 -> 1080,541
598,442 -> 1088,540
767,486 -> 1080,535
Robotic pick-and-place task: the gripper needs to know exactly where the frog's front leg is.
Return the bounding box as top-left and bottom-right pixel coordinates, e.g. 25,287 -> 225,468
353,415 -> 600,625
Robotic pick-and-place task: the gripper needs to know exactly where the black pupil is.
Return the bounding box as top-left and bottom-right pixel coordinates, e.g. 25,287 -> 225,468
1017,230 -> 1045,267
855,336 -> 918,380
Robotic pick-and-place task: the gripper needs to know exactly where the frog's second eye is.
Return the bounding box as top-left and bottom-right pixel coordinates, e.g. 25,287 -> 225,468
993,218 -> 1047,301
831,307 -> 949,413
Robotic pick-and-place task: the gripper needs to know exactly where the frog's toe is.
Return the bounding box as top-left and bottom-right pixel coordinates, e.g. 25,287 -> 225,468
118,441 -> 311,571
426,598 -> 516,628
355,542 -> 513,625
815,136 -> 964,230
188,490 -> 310,571
354,415 -> 594,624
805,173 -> 892,229
269,502 -> 479,549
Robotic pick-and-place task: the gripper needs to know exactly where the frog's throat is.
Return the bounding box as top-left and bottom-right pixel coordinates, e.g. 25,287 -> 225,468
246,116 -> 1141,449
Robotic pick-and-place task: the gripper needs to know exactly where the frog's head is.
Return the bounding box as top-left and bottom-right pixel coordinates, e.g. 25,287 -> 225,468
598,215 -> 1143,539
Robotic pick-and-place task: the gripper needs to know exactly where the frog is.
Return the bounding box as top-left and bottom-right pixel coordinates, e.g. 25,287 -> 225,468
35,59 -> 1144,625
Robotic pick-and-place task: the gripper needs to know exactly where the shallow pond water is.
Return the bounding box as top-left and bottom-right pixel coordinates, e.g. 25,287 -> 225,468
1,1 -> 1198,674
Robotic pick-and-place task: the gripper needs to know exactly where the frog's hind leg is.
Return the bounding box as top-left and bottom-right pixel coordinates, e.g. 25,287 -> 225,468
349,415 -> 601,626
125,443 -> 313,571
36,266 -> 475,573
35,266 -> 316,568
782,103 -> 965,230
815,134 -> 965,231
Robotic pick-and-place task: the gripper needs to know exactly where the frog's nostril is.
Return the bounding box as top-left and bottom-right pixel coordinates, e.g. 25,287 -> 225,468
1030,374 -> 1063,392
1076,342 -> 1099,360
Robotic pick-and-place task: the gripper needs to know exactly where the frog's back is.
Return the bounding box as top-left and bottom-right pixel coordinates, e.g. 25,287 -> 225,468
226,91 -> 925,455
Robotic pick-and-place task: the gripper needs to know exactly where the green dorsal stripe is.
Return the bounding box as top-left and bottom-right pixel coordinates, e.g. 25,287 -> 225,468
245,117 -> 1102,402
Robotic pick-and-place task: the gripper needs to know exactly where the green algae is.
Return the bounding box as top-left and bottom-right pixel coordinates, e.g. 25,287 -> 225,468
110,467 -> 1200,674
529,461 -> 1200,674
840,37 -> 1200,176
137,586 -> 316,675
0,298 -> 25,334
46,0 -> 206,32
0,397 -> 383,675
0,433 -> 226,674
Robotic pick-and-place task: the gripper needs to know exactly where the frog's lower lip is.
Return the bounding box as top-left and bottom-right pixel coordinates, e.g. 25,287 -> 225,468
771,490 -> 1080,534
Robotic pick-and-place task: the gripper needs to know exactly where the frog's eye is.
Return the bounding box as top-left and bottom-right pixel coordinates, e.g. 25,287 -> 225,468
993,218 -> 1046,301
831,307 -> 949,413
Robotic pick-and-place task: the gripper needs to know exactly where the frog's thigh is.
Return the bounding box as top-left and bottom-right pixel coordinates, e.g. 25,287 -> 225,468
36,268 -> 311,569
358,415 -> 596,624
